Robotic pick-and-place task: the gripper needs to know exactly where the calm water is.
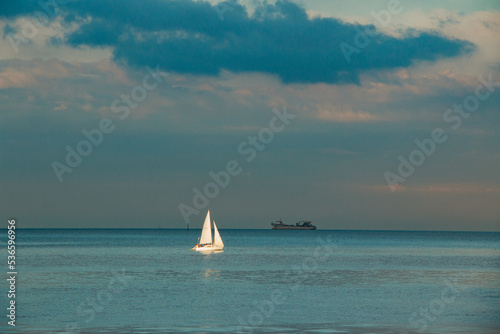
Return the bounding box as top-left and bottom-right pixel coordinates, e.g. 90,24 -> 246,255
1,229 -> 499,333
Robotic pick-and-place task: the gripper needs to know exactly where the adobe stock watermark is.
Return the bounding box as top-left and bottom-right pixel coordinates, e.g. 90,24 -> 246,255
65,268 -> 132,333
178,106 -> 296,226
214,0 -> 239,22
7,0 -> 70,54
51,65 -> 168,182
401,277 -> 465,333
384,74 -> 499,191
235,235 -> 339,333
340,0 -> 412,63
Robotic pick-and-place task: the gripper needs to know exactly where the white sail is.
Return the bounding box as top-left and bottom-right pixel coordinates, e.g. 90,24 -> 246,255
213,221 -> 224,249
199,210 -> 212,245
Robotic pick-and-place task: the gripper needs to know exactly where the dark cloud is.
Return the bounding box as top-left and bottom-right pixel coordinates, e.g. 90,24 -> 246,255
0,0 -> 41,18
1,0 -> 475,84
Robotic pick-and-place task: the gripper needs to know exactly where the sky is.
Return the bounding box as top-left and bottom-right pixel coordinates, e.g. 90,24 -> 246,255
0,0 -> 499,230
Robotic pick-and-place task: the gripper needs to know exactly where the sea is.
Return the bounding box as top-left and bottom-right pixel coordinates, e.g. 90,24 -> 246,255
1,229 -> 499,333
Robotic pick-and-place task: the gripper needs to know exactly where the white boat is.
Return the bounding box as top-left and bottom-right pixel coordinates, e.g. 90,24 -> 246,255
191,210 -> 224,252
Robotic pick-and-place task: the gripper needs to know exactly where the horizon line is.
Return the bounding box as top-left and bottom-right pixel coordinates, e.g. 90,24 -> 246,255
2,228 -> 499,233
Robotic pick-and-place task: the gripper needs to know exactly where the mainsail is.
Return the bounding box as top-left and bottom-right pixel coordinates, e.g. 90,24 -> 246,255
213,221 -> 224,249
199,210 -> 212,244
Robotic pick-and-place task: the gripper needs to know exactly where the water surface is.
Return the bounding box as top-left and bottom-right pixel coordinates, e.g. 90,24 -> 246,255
1,229 -> 499,333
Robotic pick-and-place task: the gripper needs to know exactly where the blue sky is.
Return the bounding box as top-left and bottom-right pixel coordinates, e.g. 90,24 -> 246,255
0,0 -> 499,230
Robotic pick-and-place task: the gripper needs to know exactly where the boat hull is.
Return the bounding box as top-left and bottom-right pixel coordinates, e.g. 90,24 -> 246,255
191,244 -> 224,252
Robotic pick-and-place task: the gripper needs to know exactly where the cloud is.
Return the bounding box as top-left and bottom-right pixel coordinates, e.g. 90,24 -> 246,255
1,0 -> 475,84
0,58 -> 130,90
0,67 -> 36,88
315,106 -> 379,122
413,184 -> 500,194
0,58 -> 69,88
0,0 -> 42,19
358,183 -> 500,194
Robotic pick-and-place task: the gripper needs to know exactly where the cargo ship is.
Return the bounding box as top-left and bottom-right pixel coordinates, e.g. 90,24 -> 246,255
271,220 -> 316,230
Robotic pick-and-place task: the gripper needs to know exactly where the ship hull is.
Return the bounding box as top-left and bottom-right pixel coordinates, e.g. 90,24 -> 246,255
272,226 -> 316,230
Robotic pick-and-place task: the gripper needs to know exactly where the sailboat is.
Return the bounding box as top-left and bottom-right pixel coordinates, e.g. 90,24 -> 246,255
191,210 -> 224,252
